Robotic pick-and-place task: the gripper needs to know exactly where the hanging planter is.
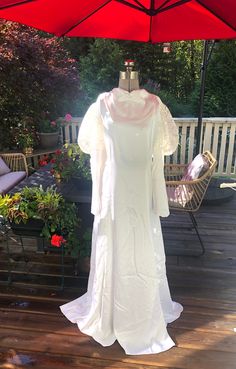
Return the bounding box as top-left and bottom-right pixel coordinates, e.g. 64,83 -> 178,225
10,219 -> 45,237
71,177 -> 92,191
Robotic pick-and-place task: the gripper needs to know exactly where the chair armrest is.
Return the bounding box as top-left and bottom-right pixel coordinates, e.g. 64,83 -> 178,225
1,153 -> 28,176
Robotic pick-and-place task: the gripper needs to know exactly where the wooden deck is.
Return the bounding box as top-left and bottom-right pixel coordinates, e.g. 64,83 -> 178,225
0,193 -> 236,369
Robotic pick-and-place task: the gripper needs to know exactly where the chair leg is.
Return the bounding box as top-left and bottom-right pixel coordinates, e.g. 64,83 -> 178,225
189,212 -> 205,256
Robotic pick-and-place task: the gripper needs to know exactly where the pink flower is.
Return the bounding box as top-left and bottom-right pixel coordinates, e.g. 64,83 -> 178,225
50,121 -> 56,126
65,113 -> 72,122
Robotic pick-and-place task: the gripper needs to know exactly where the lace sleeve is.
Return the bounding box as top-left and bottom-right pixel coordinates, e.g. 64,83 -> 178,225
78,101 -> 104,154
159,98 -> 179,156
78,99 -> 106,216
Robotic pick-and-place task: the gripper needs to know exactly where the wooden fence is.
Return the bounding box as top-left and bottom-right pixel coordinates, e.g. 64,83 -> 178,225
62,117 -> 236,176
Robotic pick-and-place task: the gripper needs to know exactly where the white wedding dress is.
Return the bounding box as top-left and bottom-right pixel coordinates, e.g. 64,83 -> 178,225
60,88 -> 183,355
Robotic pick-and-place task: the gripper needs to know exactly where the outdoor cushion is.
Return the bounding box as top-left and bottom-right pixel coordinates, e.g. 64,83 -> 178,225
0,157 -> 11,176
167,154 -> 210,207
0,171 -> 26,195
181,153 -> 209,181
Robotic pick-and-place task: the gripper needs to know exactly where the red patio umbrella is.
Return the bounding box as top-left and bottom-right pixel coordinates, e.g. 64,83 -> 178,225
1,1 -> 236,153
0,0 -> 236,42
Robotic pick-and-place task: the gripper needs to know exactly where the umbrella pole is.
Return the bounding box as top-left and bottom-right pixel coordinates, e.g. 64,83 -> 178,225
195,40 -> 215,155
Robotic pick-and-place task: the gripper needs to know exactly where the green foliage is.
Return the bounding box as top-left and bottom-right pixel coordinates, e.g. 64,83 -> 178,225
12,116 -> 38,149
0,20 -> 80,150
66,143 -> 91,180
169,41 -> 203,100
0,186 -> 79,255
51,144 -> 91,182
79,39 -> 124,111
75,38 -> 203,115
79,227 -> 92,258
203,40 -> 236,117
158,89 -> 193,117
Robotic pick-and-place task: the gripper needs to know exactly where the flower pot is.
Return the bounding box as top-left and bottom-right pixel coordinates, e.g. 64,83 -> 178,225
53,171 -> 62,183
10,219 -> 45,237
37,131 -> 59,149
23,147 -> 33,155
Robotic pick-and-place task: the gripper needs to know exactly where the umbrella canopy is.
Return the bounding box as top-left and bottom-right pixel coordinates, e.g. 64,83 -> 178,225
0,0 -> 236,42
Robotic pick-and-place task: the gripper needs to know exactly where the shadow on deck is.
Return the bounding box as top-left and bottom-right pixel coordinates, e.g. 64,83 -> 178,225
0,193 -> 236,369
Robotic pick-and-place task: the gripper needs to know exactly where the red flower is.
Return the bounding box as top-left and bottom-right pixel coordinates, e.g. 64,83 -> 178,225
55,149 -> 62,155
50,158 -> 56,163
38,160 -> 48,167
51,234 -> 66,248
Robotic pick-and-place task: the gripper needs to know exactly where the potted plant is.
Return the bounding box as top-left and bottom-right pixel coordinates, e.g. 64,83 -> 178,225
50,144 -> 92,189
0,186 -> 80,256
17,132 -> 35,155
66,143 -> 92,188
50,148 -> 77,182
13,117 -> 37,154
37,113 -> 72,149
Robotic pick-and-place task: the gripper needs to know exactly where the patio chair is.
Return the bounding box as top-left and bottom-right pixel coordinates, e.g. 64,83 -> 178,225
0,153 -> 28,194
164,151 -> 217,256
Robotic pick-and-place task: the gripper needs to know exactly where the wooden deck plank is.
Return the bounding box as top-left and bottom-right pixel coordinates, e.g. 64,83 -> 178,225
1,327 -> 236,369
0,349 -> 183,369
0,195 -> 235,369
1,306 -> 236,336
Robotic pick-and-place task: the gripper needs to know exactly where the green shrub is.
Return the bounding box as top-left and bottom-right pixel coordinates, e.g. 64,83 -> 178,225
0,20 -> 80,149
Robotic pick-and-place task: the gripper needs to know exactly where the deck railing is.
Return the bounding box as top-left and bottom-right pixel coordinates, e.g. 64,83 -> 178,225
62,117 -> 236,176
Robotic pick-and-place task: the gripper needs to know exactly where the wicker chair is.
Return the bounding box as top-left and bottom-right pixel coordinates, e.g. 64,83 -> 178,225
1,153 -> 28,175
0,153 -> 28,195
164,151 -> 217,256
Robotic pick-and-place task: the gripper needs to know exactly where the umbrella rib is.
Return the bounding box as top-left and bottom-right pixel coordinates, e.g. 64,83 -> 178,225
154,0 -> 191,15
0,0 -> 34,10
132,0 -> 147,11
156,0 -> 173,12
60,0 -> 112,37
117,0 -> 190,15
196,0 -> 236,33
116,0 -> 148,14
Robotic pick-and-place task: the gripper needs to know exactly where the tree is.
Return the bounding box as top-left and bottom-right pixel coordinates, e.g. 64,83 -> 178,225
76,38 -> 203,116
79,39 -> 124,111
0,20 -> 80,149
203,40 -> 236,117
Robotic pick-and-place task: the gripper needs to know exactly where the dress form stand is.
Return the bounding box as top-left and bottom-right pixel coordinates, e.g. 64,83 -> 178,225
118,60 -> 139,92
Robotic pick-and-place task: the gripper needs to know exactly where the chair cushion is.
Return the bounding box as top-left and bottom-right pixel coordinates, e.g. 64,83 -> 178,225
167,154 -> 210,208
0,157 -> 11,176
166,186 -> 192,208
182,153 -> 209,181
0,171 -> 26,194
